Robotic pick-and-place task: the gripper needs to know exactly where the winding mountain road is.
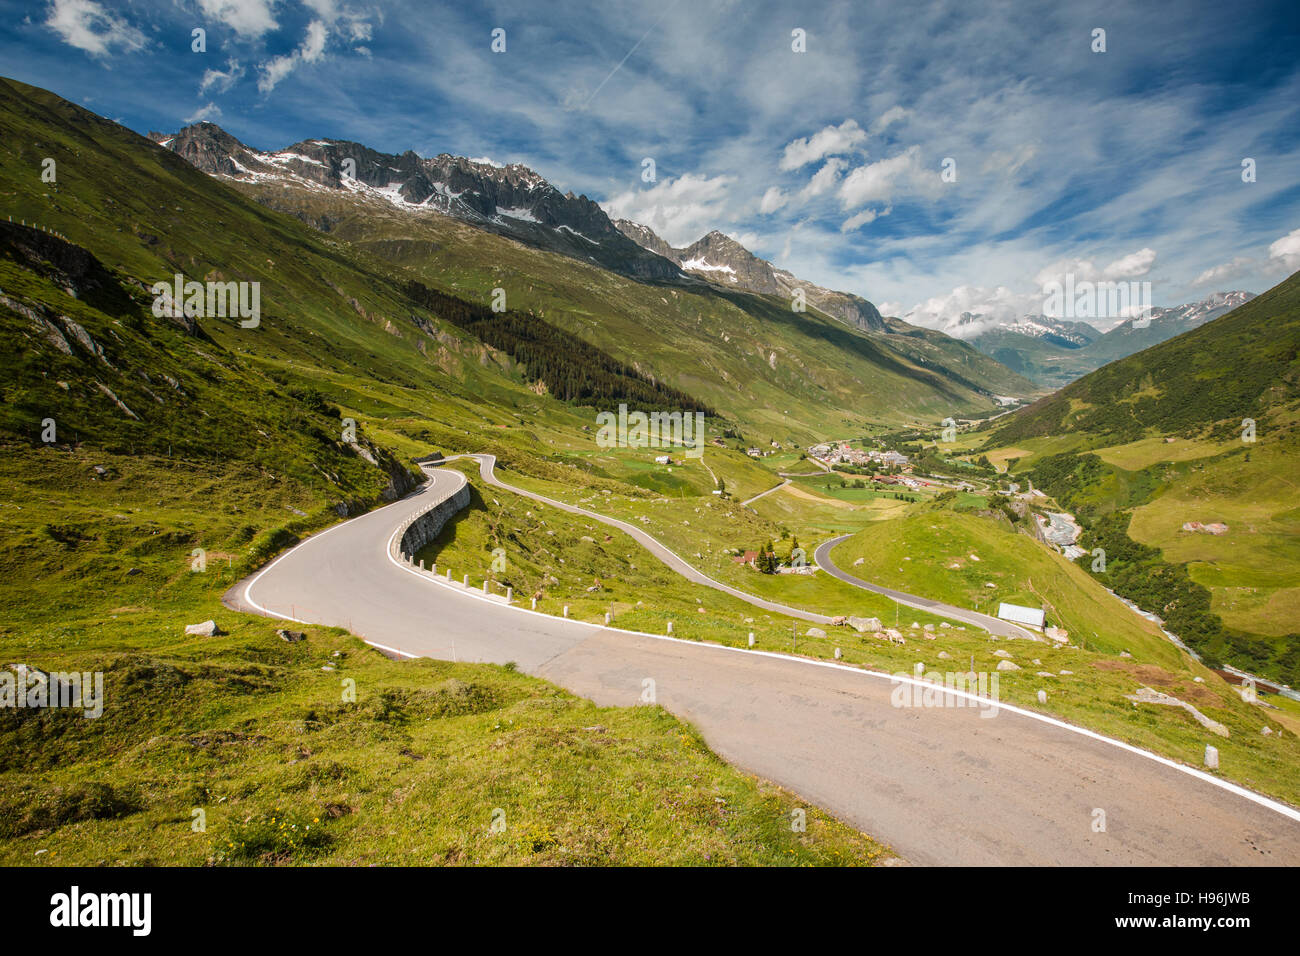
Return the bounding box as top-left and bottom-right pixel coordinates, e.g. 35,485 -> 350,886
228,458 -> 1300,865
814,534 -> 1041,640
740,479 -> 790,506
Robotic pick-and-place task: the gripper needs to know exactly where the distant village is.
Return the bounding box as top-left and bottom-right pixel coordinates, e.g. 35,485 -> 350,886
806,441 -> 935,490
809,440 -> 911,470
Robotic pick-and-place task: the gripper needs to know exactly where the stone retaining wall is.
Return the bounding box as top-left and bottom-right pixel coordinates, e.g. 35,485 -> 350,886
395,480 -> 471,561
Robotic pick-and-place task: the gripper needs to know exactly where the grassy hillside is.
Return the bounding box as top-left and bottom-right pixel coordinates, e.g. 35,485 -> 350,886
0,77 -> 909,863
419,466 -> 1300,804
1020,433 -> 1300,681
2,73 -> 1294,857
242,185 -> 1036,439
0,610 -> 893,866
971,328 -> 1097,389
991,271 -> 1300,446
977,273 -> 1300,682
834,507 -> 1181,666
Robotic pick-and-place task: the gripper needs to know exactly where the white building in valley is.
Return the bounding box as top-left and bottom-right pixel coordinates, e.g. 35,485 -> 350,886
996,602 -> 1045,631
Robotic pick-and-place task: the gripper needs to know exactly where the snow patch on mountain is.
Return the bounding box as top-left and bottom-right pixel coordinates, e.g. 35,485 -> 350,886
496,206 -> 539,222
681,258 -> 737,278
155,122 -> 682,282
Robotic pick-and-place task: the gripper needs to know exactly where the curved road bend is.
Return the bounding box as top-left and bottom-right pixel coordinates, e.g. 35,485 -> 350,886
740,479 -> 790,506
471,456 -> 1025,637
228,461 -> 1300,865
462,455 -> 833,626
815,534 -> 1040,640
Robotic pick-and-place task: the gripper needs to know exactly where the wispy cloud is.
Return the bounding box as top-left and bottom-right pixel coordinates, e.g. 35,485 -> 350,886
603,173 -> 736,247
779,119 -> 868,171
196,0 -> 279,39
18,0 -> 1300,316
199,58 -> 244,95
44,0 -> 146,57
259,18 -> 329,92
184,101 -> 223,124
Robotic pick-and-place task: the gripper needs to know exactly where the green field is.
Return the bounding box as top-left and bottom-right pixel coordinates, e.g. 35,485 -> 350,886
833,508 -> 1180,665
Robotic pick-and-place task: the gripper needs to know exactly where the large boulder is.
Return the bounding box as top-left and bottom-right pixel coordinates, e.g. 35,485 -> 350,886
805,627 -> 827,638
184,620 -> 224,637
1125,686 -> 1229,737
847,616 -> 882,633
996,660 -> 1021,671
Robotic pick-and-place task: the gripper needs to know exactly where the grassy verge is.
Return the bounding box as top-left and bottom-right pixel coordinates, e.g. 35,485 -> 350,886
419,463 -> 1300,807
0,444 -> 894,866
0,625 -> 893,865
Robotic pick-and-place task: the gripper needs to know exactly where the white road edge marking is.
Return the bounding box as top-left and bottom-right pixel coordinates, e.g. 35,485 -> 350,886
245,460 -> 1300,825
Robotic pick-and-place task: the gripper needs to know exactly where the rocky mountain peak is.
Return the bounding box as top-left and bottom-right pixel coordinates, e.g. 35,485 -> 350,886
153,123 -> 679,282
612,220 -> 885,332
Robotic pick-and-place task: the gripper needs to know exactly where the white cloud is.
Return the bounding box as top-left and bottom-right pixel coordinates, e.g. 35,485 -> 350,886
1032,247 -> 1157,289
1100,247 -> 1158,279
602,173 -> 735,247
259,19 -> 329,92
1268,228 -> 1300,273
838,146 -> 934,208
869,106 -> 909,134
979,144 -> 1038,176
901,285 -> 1044,337
1190,257 -> 1253,287
841,208 -> 886,232
779,119 -> 867,171
184,101 -> 223,124
801,157 -> 846,198
45,0 -> 146,57
199,58 -> 244,95
253,4 -> 375,94
759,186 -> 788,214
197,0 -> 278,39
885,245 -> 1162,334
346,17 -> 372,42
1190,229 -> 1300,288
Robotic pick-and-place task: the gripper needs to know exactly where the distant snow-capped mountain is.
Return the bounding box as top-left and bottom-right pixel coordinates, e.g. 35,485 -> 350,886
149,123 -> 680,281
960,291 -> 1256,388
1082,290 -> 1255,364
612,220 -> 886,332
151,124 -> 893,333
951,312 -> 1101,348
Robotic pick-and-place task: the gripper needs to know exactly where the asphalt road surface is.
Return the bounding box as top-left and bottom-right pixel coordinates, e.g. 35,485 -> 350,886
814,534 -> 1041,640
227,460 -> 1300,865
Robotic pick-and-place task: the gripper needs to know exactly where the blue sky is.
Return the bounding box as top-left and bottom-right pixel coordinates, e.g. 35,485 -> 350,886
3,0 -> 1299,330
